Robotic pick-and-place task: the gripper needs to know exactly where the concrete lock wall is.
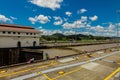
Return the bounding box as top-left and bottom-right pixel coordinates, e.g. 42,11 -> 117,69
0,48 -> 44,67
19,51 -> 43,63
0,48 -> 19,66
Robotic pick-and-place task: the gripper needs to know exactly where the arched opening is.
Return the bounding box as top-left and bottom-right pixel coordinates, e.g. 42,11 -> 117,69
33,41 -> 36,47
17,41 -> 21,48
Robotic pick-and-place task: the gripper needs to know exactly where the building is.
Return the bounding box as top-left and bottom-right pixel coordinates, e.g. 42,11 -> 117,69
0,24 -> 40,48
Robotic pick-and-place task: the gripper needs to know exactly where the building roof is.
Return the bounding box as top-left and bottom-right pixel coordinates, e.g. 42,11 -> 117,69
0,24 -> 40,33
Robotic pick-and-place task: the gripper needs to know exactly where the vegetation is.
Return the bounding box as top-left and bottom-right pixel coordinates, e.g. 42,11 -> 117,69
40,33 -> 113,43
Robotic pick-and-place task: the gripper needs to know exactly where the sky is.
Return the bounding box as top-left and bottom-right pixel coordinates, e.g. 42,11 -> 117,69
0,0 -> 120,36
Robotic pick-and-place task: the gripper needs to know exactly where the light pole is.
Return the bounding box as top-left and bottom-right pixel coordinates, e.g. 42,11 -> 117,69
116,10 -> 120,48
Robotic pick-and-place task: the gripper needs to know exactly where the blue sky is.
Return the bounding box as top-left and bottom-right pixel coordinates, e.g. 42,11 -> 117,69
0,0 -> 120,36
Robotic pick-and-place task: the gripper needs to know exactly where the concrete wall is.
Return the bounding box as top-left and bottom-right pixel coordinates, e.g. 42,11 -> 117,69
19,51 -> 43,63
0,48 -> 19,66
0,31 -> 40,48
0,36 -> 39,48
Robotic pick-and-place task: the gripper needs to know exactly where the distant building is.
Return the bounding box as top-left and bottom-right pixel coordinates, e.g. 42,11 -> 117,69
0,24 -> 41,48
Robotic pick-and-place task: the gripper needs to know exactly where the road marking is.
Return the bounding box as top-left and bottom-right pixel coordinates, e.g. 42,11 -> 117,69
43,74 -> 53,80
52,67 -> 83,80
37,71 -> 53,80
0,61 -> 58,78
0,70 -> 7,74
11,51 -> 120,80
104,67 -> 120,80
117,62 -> 120,64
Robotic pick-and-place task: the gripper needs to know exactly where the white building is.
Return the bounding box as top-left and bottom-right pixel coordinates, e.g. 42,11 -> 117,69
0,24 -> 41,48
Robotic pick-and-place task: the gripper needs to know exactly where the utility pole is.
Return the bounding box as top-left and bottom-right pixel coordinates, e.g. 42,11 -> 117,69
116,10 -> 120,48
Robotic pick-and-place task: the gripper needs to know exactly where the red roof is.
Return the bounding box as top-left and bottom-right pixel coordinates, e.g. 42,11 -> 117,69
0,24 -> 40,33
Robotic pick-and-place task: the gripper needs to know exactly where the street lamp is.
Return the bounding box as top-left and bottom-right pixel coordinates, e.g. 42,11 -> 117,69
116,10 -> 120,48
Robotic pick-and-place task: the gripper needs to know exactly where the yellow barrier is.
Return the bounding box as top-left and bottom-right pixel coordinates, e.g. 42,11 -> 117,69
104,67 -> 120,80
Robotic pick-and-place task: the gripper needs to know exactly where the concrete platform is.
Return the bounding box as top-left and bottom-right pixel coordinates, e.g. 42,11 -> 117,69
58,58 -> 75,63
27,51 -> 120,80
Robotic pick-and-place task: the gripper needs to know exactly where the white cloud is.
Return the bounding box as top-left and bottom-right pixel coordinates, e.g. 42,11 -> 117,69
40,29 -> 53,35
53,16 -> 63,25
88,23 -> 117,37
40,29 -> 62,35
28,14 -> 50,24
108,23 -> 115,31
10,16 -> 17,20
116,23 -> 120,26
90,25 -> 104,32
62,22 -> 75,29
0,14 -> 12,22
64,30 -> 75,35
63,30 -> 90,35
63,20 -> 86,29
74,20 -> 83,28
38,26 -> 43,29
77,8 -> 87,14
65,11 -> 72,17
53,30 -> 62,34
29,0 -> 63,10
81,16 -> 87,22
37,15 -> 50,24
62,16 -> 88,29
89,15 -> 98,21
90,25 -> 114,33
28,17 -> 36,24
95,25 -> 104,31
41,29 -> 78,35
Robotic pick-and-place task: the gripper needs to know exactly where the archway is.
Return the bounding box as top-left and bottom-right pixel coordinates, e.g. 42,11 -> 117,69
17,41 -> 21,48
33,41 -> 36,47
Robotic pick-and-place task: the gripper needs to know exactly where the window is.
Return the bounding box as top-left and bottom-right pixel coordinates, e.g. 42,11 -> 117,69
26,33 -> 28,35
13,32 -> 16,34
8,32 -> 11,34
17,41 -> 21,48
30,33 -> 32,35
33,41 -> 36,47
34,33 -> 36,35
2,31 -> 6,34
18,32 -> 20,35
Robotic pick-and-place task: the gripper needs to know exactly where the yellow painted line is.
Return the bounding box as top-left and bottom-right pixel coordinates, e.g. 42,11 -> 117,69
0,70 -> 7,74
117,62 -> 120,64
0,61 -> 58,78
52,67 -> 83,80
43,74 -> 53,80
104,67 -> 120,80
37,71 -> 42,74
37,71 -> 53,80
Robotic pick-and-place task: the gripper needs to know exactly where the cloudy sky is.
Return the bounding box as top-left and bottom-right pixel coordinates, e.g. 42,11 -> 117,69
0,0 -> 120,36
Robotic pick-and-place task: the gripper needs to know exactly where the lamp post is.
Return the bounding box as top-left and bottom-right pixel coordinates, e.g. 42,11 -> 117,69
116,10 -> 120,48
